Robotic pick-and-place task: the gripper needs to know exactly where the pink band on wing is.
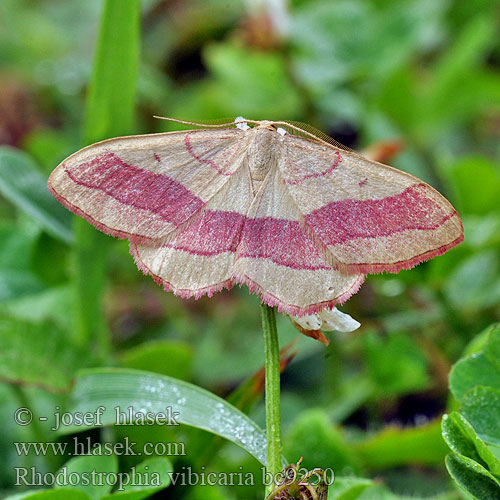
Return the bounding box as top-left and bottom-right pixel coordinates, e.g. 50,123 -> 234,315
65,152 -> 205,227
184,133 -> 234,176
159,210 -> 332,271
238,217 -> 331,270
283,151 -> 342,185
165,210 -> 245,255
305,183 -> 457,246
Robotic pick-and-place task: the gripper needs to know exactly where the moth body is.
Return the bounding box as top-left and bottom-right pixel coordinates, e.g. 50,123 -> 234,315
245,128 -> 284,196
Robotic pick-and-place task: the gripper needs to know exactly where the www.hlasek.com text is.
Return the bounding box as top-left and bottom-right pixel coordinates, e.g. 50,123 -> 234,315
15,437 -> 186,457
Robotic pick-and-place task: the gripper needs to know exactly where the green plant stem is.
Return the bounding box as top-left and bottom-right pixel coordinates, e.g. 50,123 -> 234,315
74,219 -> 110,358
261,303 -> 282,495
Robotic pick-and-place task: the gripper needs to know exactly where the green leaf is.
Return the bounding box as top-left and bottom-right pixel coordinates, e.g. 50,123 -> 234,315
168,42 -> 303,121
191,304 -> 318,385
284,409 -> 360,475
461,214 -> 500,249
205,43 -> 303,119
0,318 -> 92,391
419,14 -> 499,140
32,231 -> 70,285
347,483 -> 456,500
0,285 -> 73,331
190,343 -> 292,469
445,453 -> 500,500
328,477 -> 372,500
442,413 -> 482,463
449,353 -> 500,402
444,250 -> 500,312
329,376 -> 374,424
119,341 -> 193,380
445,157 -> 500,216
0,222 -> 39,270
356,418 -> 448,468
55,454 -> 118,500
461,386 -> 500,447
377,67 -> 418,132
484,324 -> 500,372
461,323 -> 498,358
183,484 -> 232,500
0,146 -> 73,244
363,331 -> 430,397
4,490 -> 92,500
291,0 -> 445,90
101,457 -> 172,500
442,412 -> 500,475
62,368 -> 270,465
22,128 -> 77,173
0,270 -> 45,303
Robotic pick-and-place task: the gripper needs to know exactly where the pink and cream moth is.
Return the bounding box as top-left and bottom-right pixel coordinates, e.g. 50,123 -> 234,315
47,118 -> 464,317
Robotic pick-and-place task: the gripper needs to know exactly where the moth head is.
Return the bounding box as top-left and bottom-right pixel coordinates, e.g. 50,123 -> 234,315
256,121 -> 288,136
256,120 -> 277,131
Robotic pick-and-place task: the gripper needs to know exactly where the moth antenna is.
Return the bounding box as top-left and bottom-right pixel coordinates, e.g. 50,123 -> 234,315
271,120 -> 355,153
152,116 -> 261,128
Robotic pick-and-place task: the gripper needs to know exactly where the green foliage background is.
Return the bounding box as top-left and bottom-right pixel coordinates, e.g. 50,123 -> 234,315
0,0 -> 499,499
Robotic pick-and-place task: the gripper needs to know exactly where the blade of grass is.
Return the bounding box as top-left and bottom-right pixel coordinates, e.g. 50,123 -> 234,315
83,0 -> 140,144
0,146 -> 73,244
60,368 -> 270,466
74,0 -> 140,357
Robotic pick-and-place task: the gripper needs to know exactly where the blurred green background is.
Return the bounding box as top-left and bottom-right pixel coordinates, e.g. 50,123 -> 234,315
0,0 -> 499,499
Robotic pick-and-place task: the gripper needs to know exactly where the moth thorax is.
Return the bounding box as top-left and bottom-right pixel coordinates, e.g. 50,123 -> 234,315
247,129 -> 280,181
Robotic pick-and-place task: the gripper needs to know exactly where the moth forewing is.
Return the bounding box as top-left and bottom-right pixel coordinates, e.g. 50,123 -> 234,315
279,133 -> 464,274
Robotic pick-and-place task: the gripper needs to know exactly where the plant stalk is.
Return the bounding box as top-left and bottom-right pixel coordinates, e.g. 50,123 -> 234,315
73,0 -> 139,361
261,303 -> 282,496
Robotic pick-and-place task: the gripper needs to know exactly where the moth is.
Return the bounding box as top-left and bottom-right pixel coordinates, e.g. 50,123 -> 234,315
265,459 -> 328,500
48,118 -> 464,316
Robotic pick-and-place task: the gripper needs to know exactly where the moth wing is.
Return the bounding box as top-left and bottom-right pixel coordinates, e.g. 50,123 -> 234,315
48,128 -> 247,245
130,159 -> 253,297
232,165 -> 364,316
280,135 -> 464,273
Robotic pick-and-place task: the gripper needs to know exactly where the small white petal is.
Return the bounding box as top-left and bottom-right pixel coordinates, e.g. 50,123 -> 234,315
319,308 -> 360,332
235,116 -> 250,130
291,313 -> 322,331
277,127 -> 287,136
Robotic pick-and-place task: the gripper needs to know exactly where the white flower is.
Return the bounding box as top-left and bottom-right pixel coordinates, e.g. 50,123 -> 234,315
317,308 -> 361,332
292,313 -> 322,331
